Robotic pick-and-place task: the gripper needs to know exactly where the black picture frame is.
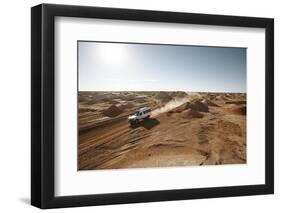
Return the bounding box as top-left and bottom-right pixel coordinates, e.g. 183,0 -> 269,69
31,3 -> 274,209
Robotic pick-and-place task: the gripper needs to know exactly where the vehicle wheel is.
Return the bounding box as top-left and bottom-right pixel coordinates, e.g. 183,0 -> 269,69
129,120 -> 136,125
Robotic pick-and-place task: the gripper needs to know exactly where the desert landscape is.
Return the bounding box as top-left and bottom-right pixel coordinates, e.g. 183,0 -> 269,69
78,91 -> 246,170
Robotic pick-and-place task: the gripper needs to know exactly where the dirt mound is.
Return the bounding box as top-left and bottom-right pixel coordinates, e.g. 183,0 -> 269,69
208,94 -> 216,100
154,92 -> 172,102
176,91 -> 188,98
215,95 -> 228,101
201,99 -> 219,107
119,103 -> 134,110
167,99 -> 208,114
189,100 -> 209,112
167,102 -> 190,114
181,109 -> 204,119
229,105 -> 246,115
102,105 -> 123,117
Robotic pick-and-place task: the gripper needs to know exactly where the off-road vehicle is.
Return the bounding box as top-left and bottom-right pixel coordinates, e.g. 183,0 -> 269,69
128,107 -> 151,125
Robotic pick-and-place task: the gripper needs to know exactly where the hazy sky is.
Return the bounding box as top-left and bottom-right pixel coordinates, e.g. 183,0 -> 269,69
78,41 -> 246,92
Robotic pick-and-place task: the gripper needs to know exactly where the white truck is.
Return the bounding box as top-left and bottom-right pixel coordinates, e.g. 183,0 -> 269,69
128,107 -> 151,125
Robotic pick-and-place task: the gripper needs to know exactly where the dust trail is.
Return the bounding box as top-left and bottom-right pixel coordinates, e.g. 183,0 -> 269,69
151,97 -> 190,117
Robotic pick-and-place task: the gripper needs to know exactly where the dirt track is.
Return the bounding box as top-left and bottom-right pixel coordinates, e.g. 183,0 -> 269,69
78,92 -> 246,170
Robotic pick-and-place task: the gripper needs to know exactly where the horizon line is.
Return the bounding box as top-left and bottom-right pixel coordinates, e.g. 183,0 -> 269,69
79,90 -> 246,93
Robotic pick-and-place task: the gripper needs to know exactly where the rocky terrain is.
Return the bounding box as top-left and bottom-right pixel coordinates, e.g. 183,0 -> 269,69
78,91 -> 246,170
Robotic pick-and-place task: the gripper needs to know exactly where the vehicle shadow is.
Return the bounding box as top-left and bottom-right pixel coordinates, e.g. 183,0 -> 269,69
130,118 -> 160,130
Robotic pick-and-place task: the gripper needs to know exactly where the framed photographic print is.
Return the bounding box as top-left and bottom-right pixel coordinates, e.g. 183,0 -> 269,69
31,4 -> 274,209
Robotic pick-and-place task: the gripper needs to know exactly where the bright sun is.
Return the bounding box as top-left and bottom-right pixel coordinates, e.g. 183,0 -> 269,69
98,43 -> 127,66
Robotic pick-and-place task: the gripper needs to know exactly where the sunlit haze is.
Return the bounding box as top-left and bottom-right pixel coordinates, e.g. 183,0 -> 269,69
78,41 -> 246,92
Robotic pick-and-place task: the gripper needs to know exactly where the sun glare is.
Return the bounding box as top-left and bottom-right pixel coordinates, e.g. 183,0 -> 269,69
98,43 -> 128,66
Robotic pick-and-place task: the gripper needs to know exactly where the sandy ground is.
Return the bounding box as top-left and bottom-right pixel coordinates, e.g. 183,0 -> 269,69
78,91 -> 246,170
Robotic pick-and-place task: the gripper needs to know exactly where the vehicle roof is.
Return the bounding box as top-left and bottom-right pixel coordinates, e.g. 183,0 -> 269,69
138,107 -> 151,111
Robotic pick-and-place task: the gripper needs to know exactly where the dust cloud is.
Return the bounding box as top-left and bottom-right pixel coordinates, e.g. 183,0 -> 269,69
151,97 -> 190,117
